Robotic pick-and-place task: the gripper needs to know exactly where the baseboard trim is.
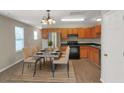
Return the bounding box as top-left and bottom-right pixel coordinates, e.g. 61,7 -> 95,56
100,78 -> 104,83
0,59 -> 23,73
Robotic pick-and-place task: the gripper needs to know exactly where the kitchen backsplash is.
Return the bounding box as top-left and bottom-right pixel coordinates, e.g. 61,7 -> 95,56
61,38 -> 101,44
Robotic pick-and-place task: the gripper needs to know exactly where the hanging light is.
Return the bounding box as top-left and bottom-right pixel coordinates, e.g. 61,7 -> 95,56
41,10 -> 56,25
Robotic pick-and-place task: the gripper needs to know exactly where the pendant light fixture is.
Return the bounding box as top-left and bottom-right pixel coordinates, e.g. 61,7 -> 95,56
41,10 -> 56,25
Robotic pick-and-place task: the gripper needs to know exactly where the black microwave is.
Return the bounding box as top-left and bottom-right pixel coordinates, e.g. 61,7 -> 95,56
68,34 -> 78,40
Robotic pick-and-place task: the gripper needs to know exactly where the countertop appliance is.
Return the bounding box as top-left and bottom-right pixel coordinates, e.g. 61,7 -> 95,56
67,41 -> 80,59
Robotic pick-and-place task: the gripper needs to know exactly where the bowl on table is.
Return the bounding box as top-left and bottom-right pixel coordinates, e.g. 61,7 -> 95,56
40,49 -> 45,52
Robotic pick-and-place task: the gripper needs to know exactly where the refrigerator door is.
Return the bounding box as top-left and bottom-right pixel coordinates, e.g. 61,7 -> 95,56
48,32 -> 61,49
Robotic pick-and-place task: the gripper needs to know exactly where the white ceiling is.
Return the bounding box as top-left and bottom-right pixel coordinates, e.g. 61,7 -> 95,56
0,10 -> 102,28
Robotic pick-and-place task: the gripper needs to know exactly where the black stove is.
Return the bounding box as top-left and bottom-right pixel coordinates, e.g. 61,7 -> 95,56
67,41 -> 80,59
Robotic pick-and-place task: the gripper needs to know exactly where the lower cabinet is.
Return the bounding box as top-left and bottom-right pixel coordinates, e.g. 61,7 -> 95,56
80,46 -> 100,65
80,46 -> 89,58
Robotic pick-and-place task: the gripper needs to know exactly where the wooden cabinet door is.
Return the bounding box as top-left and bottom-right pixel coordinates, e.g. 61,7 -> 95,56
91,27 -> 96,38
78,28 -> 82,38
93,48 -> 100,65
51,28 -> 56,32
95,25 -> 101,38
47,28 -> 52,32
42,29 -> 48,39
61,28 -> 68,39
57,28 -> 61,33
68,28 -> 73,34
88,47 -> 100,65
80,46 -> 88,58
72,28 -> 78,34
78,28 -> 85,38
88,47 -> 94,62
58,28 -> 62,38
84,28 -> 92,38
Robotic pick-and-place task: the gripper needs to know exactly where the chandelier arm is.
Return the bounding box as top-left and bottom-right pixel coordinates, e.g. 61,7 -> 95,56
41,10 -> 55,25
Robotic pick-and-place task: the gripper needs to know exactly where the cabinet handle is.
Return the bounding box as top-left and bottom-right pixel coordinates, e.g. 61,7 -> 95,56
104,54 -> 108,56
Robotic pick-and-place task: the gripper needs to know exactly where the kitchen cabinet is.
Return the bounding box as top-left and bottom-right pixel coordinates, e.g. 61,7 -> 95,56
78,27 -> 94,38
72,28 -> 78,34
88,47 -> 94,61
88,47 -> 100,65
80,46 -> 100,65
41,25 -> 101,39
95,25 -> 101,38
84,28 -> 92,38
78,28 -> 85,38
42,29 -> 48,39
90,25 -> 101,38
68,28 -> 73,34
80,46 -> 89,58
93,49 -> 100,65
61,28 -> 68,39
51,28 -> 57,32
91,27 -> 96,38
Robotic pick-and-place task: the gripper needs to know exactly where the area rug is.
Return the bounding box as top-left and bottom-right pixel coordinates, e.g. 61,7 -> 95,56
1,61 -> 76,83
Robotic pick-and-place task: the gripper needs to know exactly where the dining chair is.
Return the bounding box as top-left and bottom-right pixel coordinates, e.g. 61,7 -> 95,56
52,46 -> 70,78
32,47 -> 45,64
22,47 -> 41,77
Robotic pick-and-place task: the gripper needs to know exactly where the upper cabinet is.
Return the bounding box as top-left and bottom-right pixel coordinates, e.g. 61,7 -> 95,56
78,28 -> 85,38
84,27 -> 92,38
94,25 -> 101,38
41,25 -> 101,39
72,28 -> 78,34
61,28 -> 68,39
41,29 -> 48,39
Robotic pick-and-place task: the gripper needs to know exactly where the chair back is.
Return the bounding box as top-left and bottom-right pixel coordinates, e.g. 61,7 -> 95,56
32,47 -> 38,55
65,46 -> 70,63
36,46 -> 40,51
23,48 -> 32,59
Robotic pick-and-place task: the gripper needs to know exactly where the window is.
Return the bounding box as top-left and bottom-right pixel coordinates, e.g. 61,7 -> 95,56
34,31 -> 38,40
15,26 -> 24,51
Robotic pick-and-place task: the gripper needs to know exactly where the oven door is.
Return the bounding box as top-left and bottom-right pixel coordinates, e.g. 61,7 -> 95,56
69,46 -> 80,59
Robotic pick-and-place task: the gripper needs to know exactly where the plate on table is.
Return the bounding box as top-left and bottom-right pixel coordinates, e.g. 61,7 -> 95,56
55,50 -> 61,52
36,52 -> 43,55
40,49 -> 45,52
51,52 -> 58,55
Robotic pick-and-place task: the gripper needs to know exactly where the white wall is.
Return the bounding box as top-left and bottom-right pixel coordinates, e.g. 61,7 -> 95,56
101,11 -> 124,82
0,15 -> 42,71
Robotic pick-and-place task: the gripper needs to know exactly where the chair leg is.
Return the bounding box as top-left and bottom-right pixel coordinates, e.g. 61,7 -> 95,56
67,63 -> 69,78
40,59 -> 42,70
43,57 -> 45,65
33,62 -> 37,77
22,63 -> 25,75
52,64 -> 55,78
28,64 -> 30,69
30,64 -> 31,67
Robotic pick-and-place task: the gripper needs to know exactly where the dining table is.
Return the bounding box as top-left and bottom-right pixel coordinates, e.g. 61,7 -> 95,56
33,49 -> 61,76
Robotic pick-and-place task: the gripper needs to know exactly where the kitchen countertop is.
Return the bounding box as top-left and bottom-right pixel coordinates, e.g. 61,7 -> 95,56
61,42 -> 101,49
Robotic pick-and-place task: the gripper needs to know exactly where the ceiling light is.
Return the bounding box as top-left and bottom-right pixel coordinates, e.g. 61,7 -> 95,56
41,10 -> 56,25
96,18 -> 102,22
61,18 -> 85,22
